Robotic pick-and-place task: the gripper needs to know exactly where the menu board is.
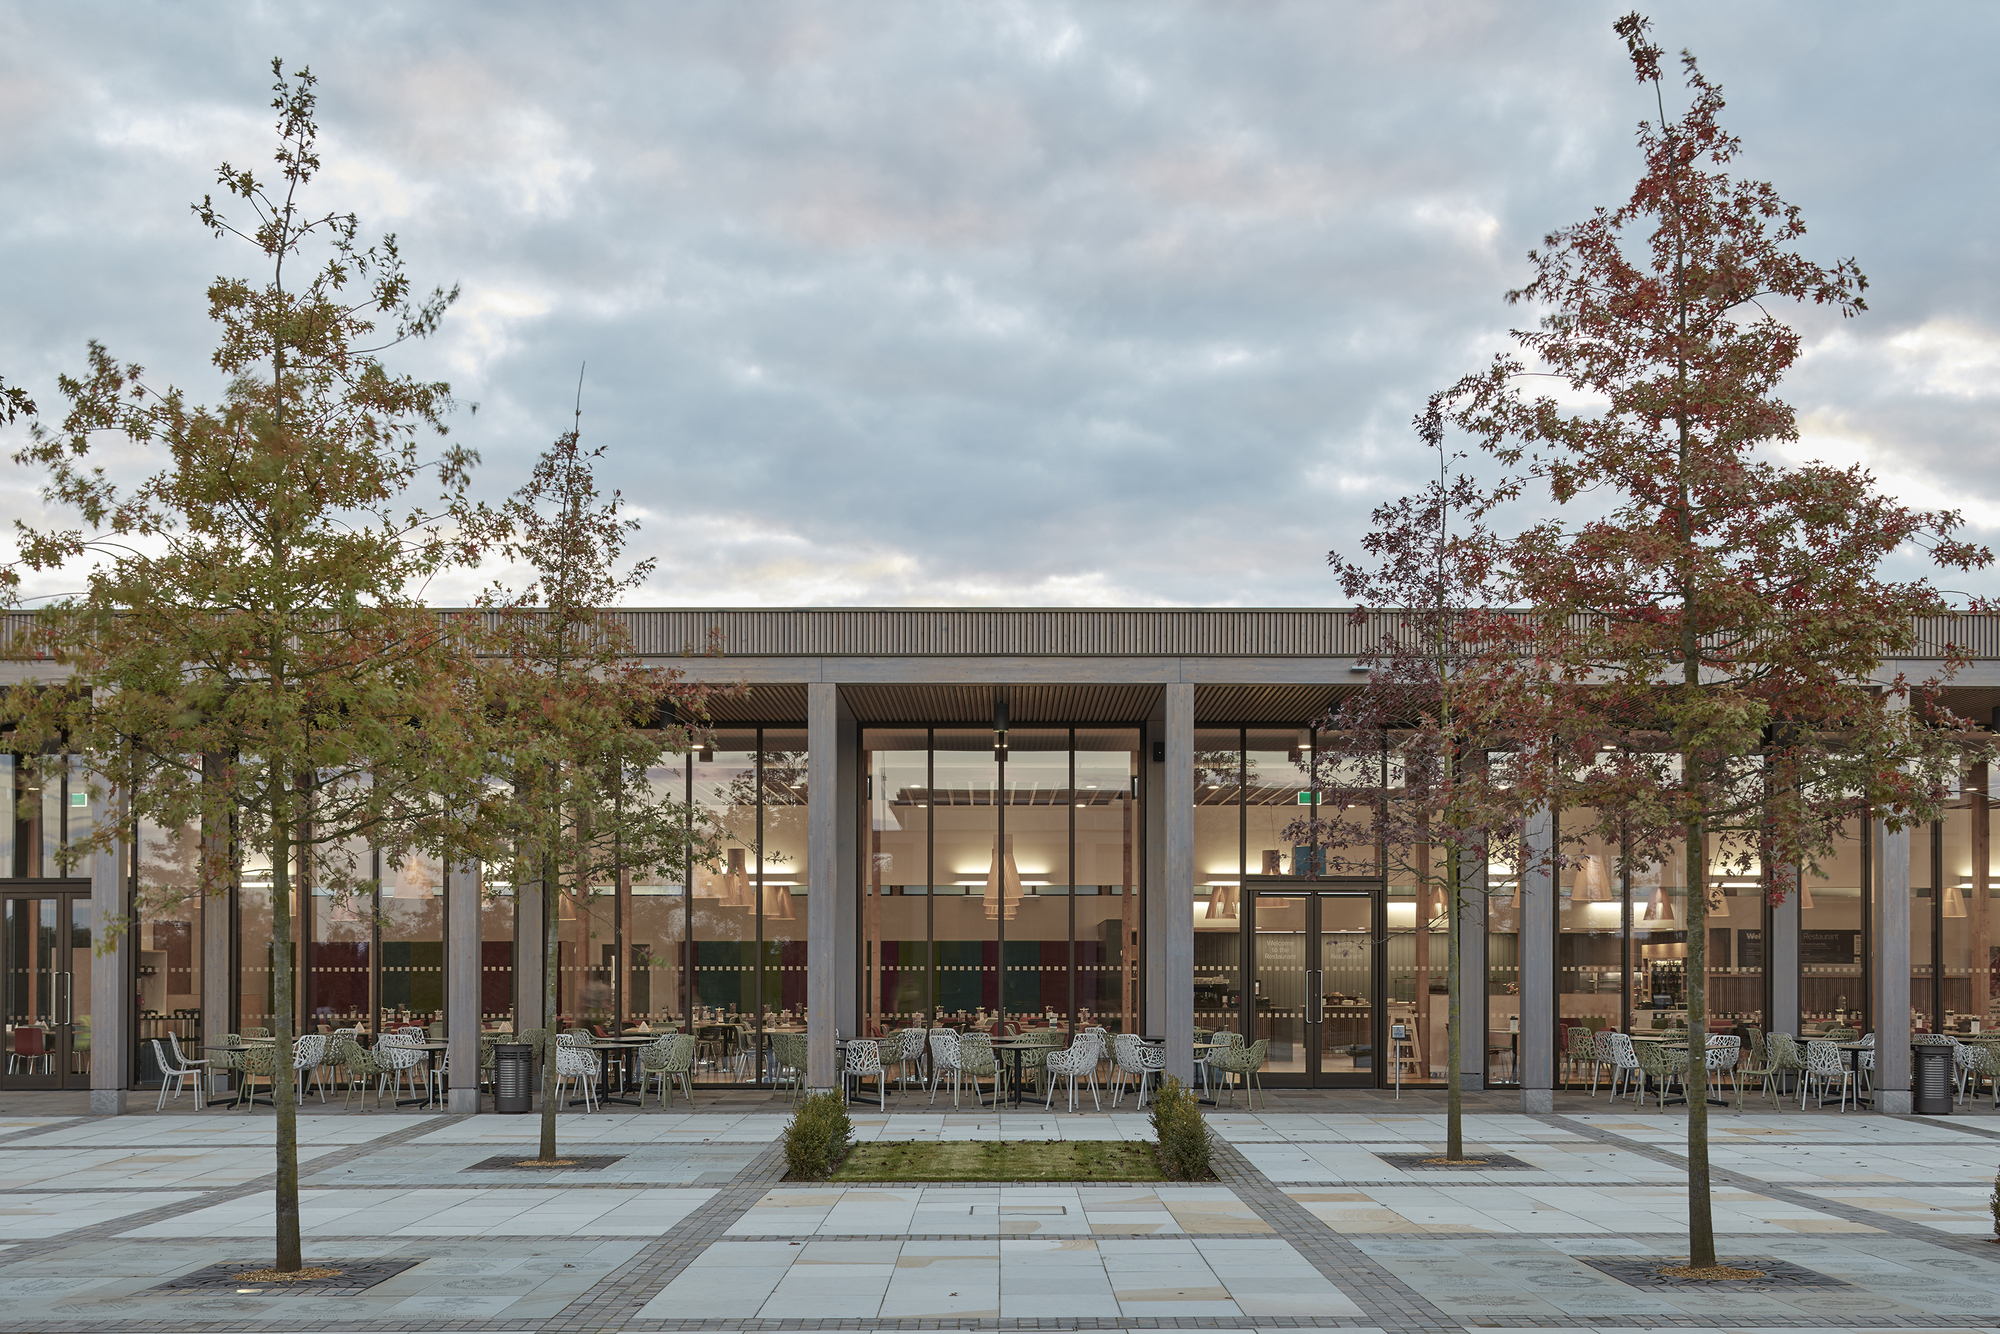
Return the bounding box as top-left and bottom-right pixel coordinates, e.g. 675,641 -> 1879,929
1802,929 -> 1860,966
1738,929 -> 1763,969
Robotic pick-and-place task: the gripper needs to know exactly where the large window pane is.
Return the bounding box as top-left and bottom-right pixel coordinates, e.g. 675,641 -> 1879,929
382,852 -> 445,1030
1076,731 -> 1140,1033
865,733 -> 932,1033
1800,822 -> 1866,1036
932,729 -> 998,1026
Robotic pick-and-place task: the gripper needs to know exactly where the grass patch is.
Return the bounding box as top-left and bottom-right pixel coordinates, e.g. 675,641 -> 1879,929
829,1139 -> 1165,1182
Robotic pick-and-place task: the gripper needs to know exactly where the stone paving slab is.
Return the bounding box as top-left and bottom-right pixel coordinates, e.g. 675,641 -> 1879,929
726,1185 -> 1271,1237
117,1185 -> 716,1237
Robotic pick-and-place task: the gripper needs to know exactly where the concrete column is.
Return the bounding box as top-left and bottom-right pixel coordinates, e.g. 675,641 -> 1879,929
807,682 -> 840,1090
515,876 -> 544,1034
1871,818 -> 1912,1113
1143,716 -> 1165,1042
1518,807 -> 1555,1113
1455,847 -> 1488,1091
89,808 -> 130,1115
1159,683 -> 1195,1085
834,692 -> 859,1042
446,860 -> 481,1113
1770,883 -> 1800,1039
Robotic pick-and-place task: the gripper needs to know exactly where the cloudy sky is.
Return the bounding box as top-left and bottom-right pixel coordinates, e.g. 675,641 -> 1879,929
2,2 -> 1996,608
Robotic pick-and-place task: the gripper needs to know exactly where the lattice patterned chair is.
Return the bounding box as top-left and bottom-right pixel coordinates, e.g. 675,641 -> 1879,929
1701,1034 -> 1742,1103
1563,1026 -> 1597,1085
640,1033 -> 698,1107
554,1041 -> 601,1111
1802,1038 -> 1857,1111
768,1031 -> 808,1101
330,1036 -> 385,1110
885,1027 -> 928,1092
1633,1039 -> 1676,1109
1956,1039 -> 1999,1108
1738,1032 -> 1793,1111
1201,1031 -> 1242,1098
952,1032 -> 1000,1107
1587,1029 -> 1618,1095
235,1043 -> 277,1111
292,1033 -> 330,1102
1605,1032 -> 1641,1101
373,1039 -> 428,1107
1042,1031 -> 1106,1112
1110,1032 -> 1166,1108
844,1038 -> 887,1110
1210,1037 -> 1270,1109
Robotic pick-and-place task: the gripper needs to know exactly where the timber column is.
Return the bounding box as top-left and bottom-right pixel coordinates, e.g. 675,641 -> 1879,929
446,859 -> 481,1113
1518,807 -> 1555,1113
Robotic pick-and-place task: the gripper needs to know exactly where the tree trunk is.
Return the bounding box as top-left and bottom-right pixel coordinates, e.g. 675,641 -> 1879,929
270,773 -> 302,1272
1683,812 -> 1716,1266
538,848 -> 561,1162
1446,849 -> 1464,1161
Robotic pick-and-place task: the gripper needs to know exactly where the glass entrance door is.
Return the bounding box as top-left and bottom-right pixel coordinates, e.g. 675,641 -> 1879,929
2,892 -> 92,1090
1244,886 -> 1377,1087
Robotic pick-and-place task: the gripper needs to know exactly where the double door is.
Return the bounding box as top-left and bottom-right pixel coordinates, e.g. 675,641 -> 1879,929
2,888 -> 93,1090
1243,884 -> 1378,1087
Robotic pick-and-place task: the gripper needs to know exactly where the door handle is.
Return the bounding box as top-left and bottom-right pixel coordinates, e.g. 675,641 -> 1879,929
57,971 -> 72,1025
1308,970 -> 1322,1023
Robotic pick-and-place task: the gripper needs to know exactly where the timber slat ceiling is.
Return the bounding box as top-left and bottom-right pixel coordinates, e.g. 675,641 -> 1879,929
843,683 -> 1158,724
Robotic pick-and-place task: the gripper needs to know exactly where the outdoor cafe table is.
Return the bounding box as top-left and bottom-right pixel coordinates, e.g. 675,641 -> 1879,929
203,1040 -> 276,1108
575,1037 -> 655,1109
399,1040 -> 450,1109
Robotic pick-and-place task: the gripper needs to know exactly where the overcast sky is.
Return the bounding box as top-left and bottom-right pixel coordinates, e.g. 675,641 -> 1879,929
2,2 -> 1995,608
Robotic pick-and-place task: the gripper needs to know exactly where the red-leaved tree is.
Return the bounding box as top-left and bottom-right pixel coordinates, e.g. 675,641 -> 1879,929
1443,13 -> 1990,1270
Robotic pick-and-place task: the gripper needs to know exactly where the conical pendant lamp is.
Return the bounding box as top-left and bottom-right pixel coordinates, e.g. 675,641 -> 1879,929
985,833 -> 1022,921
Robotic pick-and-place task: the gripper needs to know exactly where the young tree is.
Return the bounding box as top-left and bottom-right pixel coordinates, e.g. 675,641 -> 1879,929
1443,13 -> 1990,1270
485,400 -> 725,1164
0,63 -> 488,1273
1287,407 -> 1537,1161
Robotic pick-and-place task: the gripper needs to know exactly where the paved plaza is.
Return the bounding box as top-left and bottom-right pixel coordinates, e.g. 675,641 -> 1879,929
0,1091 -> 1997,1333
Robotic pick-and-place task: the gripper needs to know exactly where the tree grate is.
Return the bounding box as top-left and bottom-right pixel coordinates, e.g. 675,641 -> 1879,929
156,1257 -> 421,1291
1372,1151 -> 1536,1171
463,1153 -> 626,1171
1573,1254 -> 1851,1287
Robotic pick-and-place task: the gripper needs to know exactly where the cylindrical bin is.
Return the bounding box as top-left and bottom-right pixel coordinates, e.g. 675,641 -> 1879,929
1911,1042 -> 1953,1115
494,1043 -> 534,1113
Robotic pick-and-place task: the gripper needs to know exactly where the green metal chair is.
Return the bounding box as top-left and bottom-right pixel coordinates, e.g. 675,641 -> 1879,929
1633,1039 -> 1676,1109
235,1044 -> 277,1111
1563,1026 -> 1596,1084
955,1032 -> 1000,1106
330,1036 -> 385,1110
1211,1037 -> 1270,1109
241,1027 -> 271,1040
639,1033 -> 698,1107
1016,1028 -> 1063,1098
767,1031 -> 808,1101
1738,1032 -> 1792,1110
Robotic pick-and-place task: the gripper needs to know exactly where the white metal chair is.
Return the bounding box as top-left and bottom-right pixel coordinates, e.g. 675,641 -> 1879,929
1802,1038 -> 1856,1112
1701,1034 -> 1742,1103
886,1027 -> 928,1091
373,1040 -> 428,1106
292,1033 -> 330,1102
555,1042 -> 601,1111
1110,1032 -> 1165,1108
1605,1032 -> 1640,1100
149,1037 -> 205,1111
844,1038 -> 887,1110
1588,1030 -> 1617,1095
1043,1031 -> 1105,1111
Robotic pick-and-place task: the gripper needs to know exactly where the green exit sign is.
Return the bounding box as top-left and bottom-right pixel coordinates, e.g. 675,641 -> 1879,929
1296,791 -> 1320,805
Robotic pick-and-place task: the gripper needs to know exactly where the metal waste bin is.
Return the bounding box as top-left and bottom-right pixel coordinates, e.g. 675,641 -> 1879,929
494,1043 -> 533,1113
1911,1042 -> 1953,1115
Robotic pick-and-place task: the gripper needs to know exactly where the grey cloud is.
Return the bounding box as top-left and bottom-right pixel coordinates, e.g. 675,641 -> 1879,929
4,1 -> 1998,608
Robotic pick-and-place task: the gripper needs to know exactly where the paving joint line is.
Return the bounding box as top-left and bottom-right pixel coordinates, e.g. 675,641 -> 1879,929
1542,1110 -> 2000,1260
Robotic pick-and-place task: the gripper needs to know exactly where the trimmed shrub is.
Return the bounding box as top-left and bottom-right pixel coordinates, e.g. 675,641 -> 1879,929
1149,1076 -> 1216,1181
784,1090 -> 855,1181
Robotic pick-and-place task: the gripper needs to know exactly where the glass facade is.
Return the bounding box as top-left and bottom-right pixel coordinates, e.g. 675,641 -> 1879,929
861,727 -> 1140,1036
